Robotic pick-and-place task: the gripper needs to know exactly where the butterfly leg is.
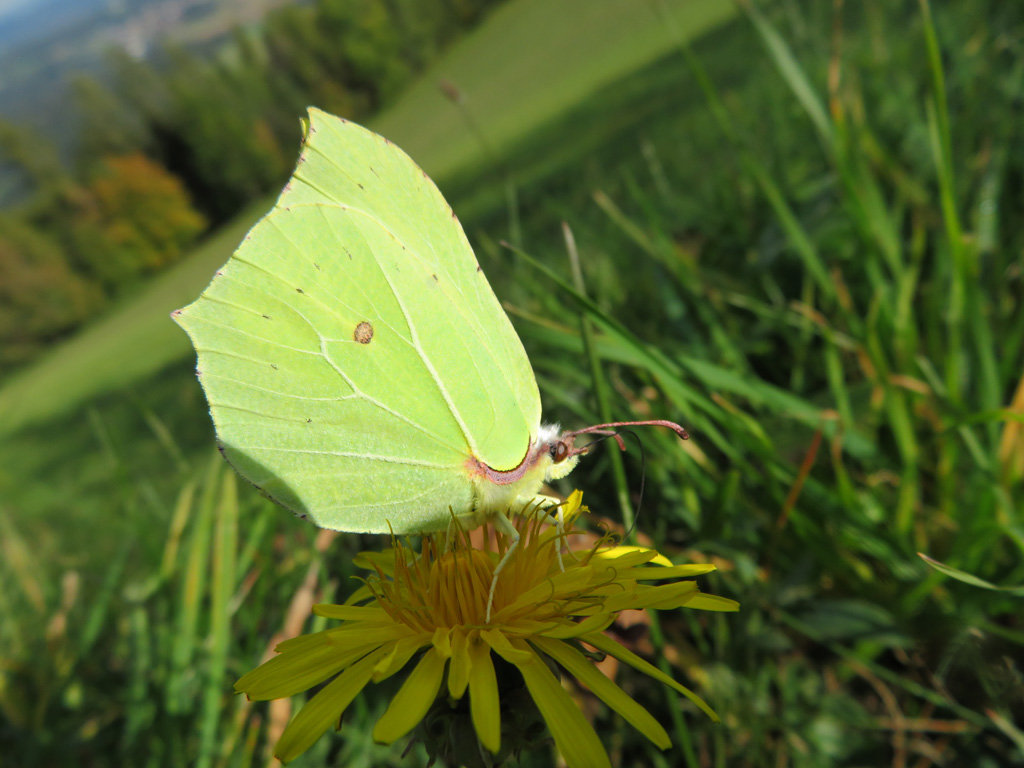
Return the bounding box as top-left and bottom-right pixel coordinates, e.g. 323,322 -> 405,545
489,497 -> 570,621
486,511 -> 520,623
521,495 -> 567,573
517,495 -> 569,572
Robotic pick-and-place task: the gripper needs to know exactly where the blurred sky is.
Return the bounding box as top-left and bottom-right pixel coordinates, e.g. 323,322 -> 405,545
0,0 -> 39,21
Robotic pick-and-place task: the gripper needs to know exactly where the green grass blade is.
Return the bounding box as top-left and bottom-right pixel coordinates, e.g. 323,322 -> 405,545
196,469 -> 239,768
738,0 -> 832,145
653,0 -> 834,299
167,453 -> 221,714
561,221 -> 635,532
122,606 -> 153,751
160,480 -> 196,583
918,554 -> 1024,596
79,541 -> 130,657
777,609 -> 991,730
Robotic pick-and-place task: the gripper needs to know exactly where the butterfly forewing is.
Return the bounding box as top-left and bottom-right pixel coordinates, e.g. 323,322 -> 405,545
175,111 -> 541,533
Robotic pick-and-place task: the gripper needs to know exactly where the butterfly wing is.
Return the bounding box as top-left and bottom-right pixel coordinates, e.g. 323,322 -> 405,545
173,111 -> 541,533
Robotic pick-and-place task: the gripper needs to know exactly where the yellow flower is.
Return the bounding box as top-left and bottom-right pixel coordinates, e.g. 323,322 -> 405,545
236,491 -> 738,767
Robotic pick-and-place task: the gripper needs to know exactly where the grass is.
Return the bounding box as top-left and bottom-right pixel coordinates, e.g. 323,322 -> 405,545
4,1 -> 1024,766
0,0 -> 735,437
371,0 -> 734,181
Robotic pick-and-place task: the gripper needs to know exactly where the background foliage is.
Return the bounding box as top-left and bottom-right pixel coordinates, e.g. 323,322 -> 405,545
0,0 -> 502,376
2,0 -> 1023,766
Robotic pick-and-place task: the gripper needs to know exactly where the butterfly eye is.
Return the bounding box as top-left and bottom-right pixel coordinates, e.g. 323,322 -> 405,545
551,441 -> 570,463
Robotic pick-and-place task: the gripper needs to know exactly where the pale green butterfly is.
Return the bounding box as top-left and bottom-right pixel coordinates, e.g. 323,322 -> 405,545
173,109 -> 687,598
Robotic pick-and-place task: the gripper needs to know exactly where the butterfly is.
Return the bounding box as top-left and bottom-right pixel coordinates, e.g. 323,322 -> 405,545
173,109 -> 687,544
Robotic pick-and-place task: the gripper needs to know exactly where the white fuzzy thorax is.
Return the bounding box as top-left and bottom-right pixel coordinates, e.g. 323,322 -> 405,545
536,423 -> 563,444
464,423 -> 580,525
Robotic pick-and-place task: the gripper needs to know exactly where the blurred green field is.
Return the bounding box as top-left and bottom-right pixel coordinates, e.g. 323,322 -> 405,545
4,1 -> 1024,767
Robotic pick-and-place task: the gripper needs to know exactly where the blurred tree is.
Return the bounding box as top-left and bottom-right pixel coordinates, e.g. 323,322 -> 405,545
263,5 -> 361,117
105,48 -> 174,128
0,217 -> 102,369
318,0 -> 411,109
68,153 -> 206,290
76,0 -> 508,225
136,46 -> 288,221
231,27 -> 305,150
446,0 -> 496,26
0,120 -> 70,207
70,75 -> 149,170
382,0 -> 463,69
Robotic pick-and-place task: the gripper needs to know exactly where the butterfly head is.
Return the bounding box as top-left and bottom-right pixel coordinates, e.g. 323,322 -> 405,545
538,419 -> 691,483
536,423 -> 587,481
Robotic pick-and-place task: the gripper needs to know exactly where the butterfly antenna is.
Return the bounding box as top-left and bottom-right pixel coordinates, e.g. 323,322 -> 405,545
568,419 -> 689,442
567,419 -> 687,538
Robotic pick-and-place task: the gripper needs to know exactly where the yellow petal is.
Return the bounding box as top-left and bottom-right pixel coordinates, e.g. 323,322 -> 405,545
498,639 -> 611,768
601,582 -> 698,613
498,618 -> 560,635
371,632 -> 431,682
591,546 -> 662,567
533,636 -> 670,749
236,637 -> 384,700
562,489 -> 584,522
467,634 -> 500,754
447,628 -> 471,699
343,583 -> 374,605
353,549 -> 396,574
481,628 -> 531,664
273,626 -> 346,653
275,623 -> 393,653
372,647 -> 446,744
616,564 -> 717,581
500,569 -> 591,615
541,613 -> 615,639
274,645 -> 389,762
432,626 -> 452,659
313,604 -> 388,620
682,593 -> 741,612
582,631 -> 719,722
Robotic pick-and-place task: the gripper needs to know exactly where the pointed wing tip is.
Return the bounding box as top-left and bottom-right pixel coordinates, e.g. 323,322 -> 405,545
171,304 -> 194,330
306,106 -> 352,134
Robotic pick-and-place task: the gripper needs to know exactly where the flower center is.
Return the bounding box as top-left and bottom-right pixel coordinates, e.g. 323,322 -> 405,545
430,548 -> 495,626
373,540 -> 499,630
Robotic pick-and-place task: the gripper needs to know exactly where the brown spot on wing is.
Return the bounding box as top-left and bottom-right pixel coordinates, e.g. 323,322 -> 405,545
354,321 -> 374,344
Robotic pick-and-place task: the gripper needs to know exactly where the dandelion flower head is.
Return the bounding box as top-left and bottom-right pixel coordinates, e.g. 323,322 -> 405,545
236,491 -> 738,767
